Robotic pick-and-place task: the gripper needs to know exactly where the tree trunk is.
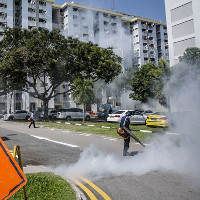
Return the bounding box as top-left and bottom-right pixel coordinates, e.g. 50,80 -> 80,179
43,100 -> 49,120
83,104 -> 85,122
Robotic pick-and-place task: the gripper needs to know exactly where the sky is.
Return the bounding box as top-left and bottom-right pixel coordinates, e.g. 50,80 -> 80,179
54,0 -> 166,23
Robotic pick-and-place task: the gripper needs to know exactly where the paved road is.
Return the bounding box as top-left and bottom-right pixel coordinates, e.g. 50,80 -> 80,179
1,120 -> 200,200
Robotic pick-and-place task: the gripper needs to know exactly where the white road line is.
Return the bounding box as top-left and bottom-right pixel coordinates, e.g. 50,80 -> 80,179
166,132 -> 180,136
79,133 -> 91,136
140,130 -> 152,133
30,135 -> 79,148
109,138 -> 118,141
87,125 -> 95,126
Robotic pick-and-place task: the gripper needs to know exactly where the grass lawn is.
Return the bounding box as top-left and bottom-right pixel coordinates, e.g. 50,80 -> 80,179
36,119 -> 167,142
9,172 -> 76,200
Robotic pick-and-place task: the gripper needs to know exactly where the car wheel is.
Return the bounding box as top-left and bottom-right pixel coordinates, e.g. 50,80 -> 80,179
9,116 -> 13,121
85,116 -> 90,121
66,116 -> 71,121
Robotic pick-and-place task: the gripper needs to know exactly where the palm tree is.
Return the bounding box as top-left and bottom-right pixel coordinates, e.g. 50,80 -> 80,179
71,78 -> 95,121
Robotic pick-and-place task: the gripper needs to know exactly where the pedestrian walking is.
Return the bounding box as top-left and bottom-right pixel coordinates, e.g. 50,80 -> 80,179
28,111 -> 36,128
120,112 -> 131,156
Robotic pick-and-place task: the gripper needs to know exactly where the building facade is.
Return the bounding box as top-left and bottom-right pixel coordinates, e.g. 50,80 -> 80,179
165,0 -> 200,66
0,0 -> 168,113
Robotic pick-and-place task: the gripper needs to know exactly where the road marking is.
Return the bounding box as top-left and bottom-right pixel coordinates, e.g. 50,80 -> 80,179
80,133 -> 91,136
71,176 -> 112,200
30,135 -> 79,148
109,138 -> 118,141
75,123 -> 82,126
166,132 -> 180,135
88,125 -> 95,127
73,179 -> 97,200
80,177 -> 112,200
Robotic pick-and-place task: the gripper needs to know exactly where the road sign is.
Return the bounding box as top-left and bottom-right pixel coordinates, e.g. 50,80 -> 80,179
0,137 -> 27,200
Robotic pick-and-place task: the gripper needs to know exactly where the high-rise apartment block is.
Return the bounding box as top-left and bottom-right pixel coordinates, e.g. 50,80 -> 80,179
165,0 -> 200,66
0,0 -> 168,113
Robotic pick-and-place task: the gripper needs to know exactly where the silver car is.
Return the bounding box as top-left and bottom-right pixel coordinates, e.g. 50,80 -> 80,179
3,110 -> 30,120
56,108 -> 91,121
129,110 -> 147,125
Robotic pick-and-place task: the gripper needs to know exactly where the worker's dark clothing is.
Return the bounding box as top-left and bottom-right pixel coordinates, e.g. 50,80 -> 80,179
120,115 -> 130,156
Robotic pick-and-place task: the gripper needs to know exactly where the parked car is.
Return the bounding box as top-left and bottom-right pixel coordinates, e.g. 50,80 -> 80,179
107,110 -> 131,123
56,108 -> 91,121
146,111 -> 168,127
35,108 -> 57,119
130,110 -> 147,125
3,110 -> 30,121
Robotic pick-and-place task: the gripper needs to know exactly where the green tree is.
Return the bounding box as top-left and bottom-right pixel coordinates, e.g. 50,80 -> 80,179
0,28 -> 122,118
71,78 -> 95,121
171,47 -> 200,95
179,47 -> 200,66
130,59 -> 171,108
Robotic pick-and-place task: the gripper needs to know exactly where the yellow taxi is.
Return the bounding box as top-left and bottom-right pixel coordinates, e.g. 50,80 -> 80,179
146,112 -> 168,128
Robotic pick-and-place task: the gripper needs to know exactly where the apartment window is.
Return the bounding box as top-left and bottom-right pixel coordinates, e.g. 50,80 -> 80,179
111,23 -> 117,26
28,17 -> 36,21
28,8 -> 35,12
15,93 -> 22,100
0,12 -> 7,18
39,18 -> 46,23
0,3 -> 7,8
111,15 -> 116,19
83,33 -> 89,37
104,21 -> 109,25
95,12 -> 99,19
0,22 -> 7,28
15,103 -> 21,110
39,9 -> 46,14
73,7 -> 79,12
39,1 -> 46,6
28,0 -> 36,4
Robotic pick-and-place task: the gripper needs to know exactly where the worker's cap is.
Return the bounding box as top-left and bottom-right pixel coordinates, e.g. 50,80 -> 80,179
126,112 -> 131,116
